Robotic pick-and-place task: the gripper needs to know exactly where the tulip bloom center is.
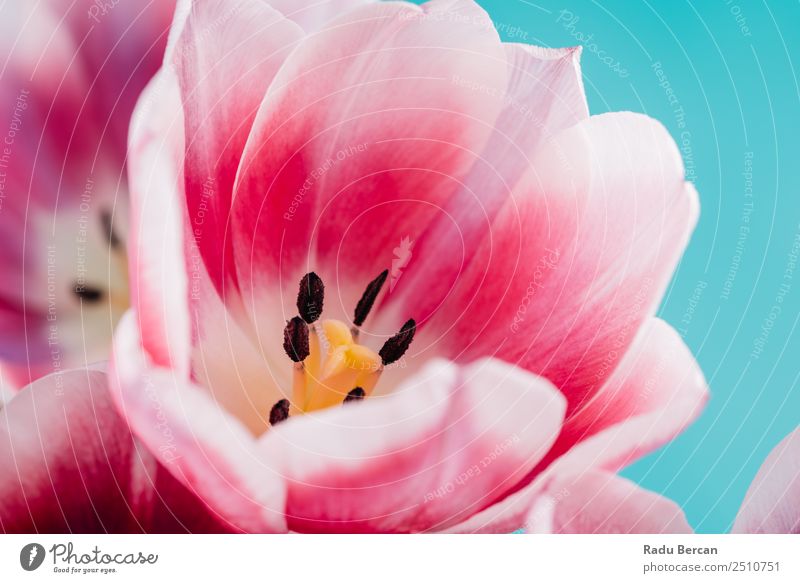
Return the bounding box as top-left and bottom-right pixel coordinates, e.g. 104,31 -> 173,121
271,272 -> 415,424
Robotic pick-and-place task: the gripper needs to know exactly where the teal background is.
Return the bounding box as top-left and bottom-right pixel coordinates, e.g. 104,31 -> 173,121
413,0 -> 800,533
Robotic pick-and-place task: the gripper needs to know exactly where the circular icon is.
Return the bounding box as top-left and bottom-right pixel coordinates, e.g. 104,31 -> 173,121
20,543 -> 46,571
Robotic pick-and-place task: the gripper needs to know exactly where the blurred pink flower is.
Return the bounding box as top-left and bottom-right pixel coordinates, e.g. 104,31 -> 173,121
0,0 -> 174,387
0,369 -> 227,532
732,427 -> 800,534
3,0 -> 707,533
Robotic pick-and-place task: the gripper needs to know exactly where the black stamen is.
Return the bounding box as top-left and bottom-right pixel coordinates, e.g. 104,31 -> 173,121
353,269 -> 389,327
283,316 -> 310,362
100,209 -> 122,249
344,387 -> 366,403
269,399 -> 290,425
297,272 -> 324,323
379,319 -> 416,366
73,284 -> 104,303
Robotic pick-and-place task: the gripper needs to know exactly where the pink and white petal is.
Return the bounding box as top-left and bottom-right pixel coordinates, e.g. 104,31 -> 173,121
260,358 -> 565,533
377,43 -> 588,334
407,113 -> 698,417
127,69 -> 192,375
129,70 -> 284,434
498,44 -> 589,148
190,260 -> 290,437
231,0 -> 508,329
267,0 -> 374,33
733,427 -> 800,534
0,367 -> 229,533
550,328 -> 707,478
525,470 -> 692,534
447,323 -> 707,534
170,0 -> 303,292
110,313 -> 288,533
534,318 -> 708,472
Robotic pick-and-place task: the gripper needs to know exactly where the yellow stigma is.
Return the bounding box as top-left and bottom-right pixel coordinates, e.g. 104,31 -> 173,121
298,319 -> 381,412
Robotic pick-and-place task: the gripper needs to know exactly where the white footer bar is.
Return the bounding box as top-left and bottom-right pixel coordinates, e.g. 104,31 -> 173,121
1,534 -> 798,582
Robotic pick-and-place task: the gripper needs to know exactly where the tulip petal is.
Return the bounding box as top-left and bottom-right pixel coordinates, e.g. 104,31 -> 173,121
129,68 -> 289,434
190,266 -> 290,436
259,358 -> 565,532
170,0 -> 303,292
534,318 -> 708,471
525,470 -> 692,534
110,313 -> 288,532
732,427 -> 800,534
231,0 -> 508,326
0,367 -> 228,533
377,43 -> 588,334
404,113 -> 697,417
127,69 -> 191,375
447,319 -> 707,533
267,0 -> 374,32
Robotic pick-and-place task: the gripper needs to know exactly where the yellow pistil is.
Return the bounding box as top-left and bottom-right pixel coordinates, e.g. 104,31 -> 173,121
323,319 -> 353,348
300,319 -> 381,412
304,324 -> 322,389
273,271 -> 414,425
358,366 -> 383,395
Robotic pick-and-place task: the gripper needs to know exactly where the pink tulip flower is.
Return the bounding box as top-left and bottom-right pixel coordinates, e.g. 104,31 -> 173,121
3,0 -> 709,533
0,0 -> 174,387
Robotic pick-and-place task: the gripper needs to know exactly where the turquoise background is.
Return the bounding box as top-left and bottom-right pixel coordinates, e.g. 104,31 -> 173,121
413,0 -> 800,533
